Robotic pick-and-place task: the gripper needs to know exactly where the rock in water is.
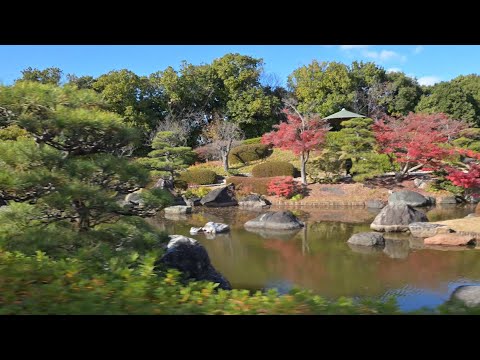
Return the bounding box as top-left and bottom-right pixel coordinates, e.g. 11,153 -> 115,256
388,190 -> 431,207
238,194 -> 271,208
200,184 -> 237,207
164,205 -> 192,215
347,232 -> 385,247
408,222 -> 453,238
424,234 -> 476,246
370,204 -> 428,232
244,211 -> 304,230
451,285 -> 480,307
157,235 -> 232,290
202,222 -> 229,233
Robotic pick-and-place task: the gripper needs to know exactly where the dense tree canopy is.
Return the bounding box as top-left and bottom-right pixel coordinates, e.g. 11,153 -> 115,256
416,81 -> 479,125
18,67 -> 63,86
0,81 -> 169,234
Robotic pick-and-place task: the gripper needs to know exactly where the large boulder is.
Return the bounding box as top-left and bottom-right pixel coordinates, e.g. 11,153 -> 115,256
383,238 -> 409,259
476,203 -> 480,215
119,189 -> 156,216
157,235 -> 231,290
365,199 -> 386,209
125,189 -> 145,206
450,286 -> 480,307
347,232 -> 385,247
408,222 -> 453,238
244,211 -> 304,230
388,190 -> 431,207
238,194 -> 271,209
424,234 -> 476,246
164,205 -> 192,215
370,204 -> 428,232
200,184 -> 237,207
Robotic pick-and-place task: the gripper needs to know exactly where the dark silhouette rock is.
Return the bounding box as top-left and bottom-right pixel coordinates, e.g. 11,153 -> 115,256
157,235 -> 231,290
244,211 -> 304,230
200,184 -> 237,207
388,190 -> 431,207
370,204 -> 428,232
347,232 -> 385,247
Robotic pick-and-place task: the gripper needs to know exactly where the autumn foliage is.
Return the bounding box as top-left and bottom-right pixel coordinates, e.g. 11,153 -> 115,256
373,112 -> 467,174
262,108 -> 329,184
446,164 -> 480,189
262,109 -> 329,155
267,176 -> 303,199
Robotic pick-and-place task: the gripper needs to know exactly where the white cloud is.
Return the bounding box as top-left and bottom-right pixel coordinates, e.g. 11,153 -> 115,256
387,68 -> 402,73
363,49 -> 406,62
339,45 -> 369,50
418,76 -> 441,86
413,46 -> 424,54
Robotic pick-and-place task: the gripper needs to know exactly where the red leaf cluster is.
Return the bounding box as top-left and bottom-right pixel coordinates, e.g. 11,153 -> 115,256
261,109 -> 329,156
373,112 -> 467,170
446,163 -> 480,189
267,176 -> 302,199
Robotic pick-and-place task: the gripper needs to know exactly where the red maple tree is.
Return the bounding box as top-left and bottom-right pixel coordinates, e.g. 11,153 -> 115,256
446,164 -> 480,189
262,108 -> 330,184
373,112 -> 467,178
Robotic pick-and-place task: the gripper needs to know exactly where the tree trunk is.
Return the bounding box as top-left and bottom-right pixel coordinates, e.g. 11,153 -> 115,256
73,200 -> 90,232
300,152 -> 307,185
222,149 -> 229,172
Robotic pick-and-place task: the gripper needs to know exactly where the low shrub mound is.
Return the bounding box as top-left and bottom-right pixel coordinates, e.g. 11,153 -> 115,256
228,144 -> 271,165
243,137 -> 262,145
252,161 -> 296,178
226,176 -> 272,195
179,169 -> 217,185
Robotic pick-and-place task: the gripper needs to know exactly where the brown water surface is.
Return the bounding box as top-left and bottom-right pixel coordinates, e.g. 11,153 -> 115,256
149,204 -> 480,310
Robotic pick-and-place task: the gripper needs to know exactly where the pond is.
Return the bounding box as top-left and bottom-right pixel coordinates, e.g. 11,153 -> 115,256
148,204 -> 480,311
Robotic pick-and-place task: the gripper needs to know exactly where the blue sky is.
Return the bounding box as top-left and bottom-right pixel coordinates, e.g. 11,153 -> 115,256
0,45 -> 479,87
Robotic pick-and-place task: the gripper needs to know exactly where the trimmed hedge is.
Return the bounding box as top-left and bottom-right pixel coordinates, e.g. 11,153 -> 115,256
226,176 -> 271,195
228,144 -> 271,165
243,137 -> 262,145
179,169 -> 217,185
252,161 -> 296,178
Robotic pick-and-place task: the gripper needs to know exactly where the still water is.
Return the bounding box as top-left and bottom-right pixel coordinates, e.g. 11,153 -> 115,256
149,204 -> 480,311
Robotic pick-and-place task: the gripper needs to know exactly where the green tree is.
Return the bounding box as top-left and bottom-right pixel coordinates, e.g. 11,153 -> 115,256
0,81 -> 170,233
66,74 -> 96,89
415,81 -> 478,125
382,71 -> 422,116
151,54 -> 281,142
137,131 -> 196,180
18,67 -> 63,85
287,60 -> 352,116
323,117 -> 393,181
93,69 -> 165,135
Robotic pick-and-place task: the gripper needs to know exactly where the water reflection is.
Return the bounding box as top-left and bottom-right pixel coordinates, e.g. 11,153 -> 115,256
148,204 -> 480,310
